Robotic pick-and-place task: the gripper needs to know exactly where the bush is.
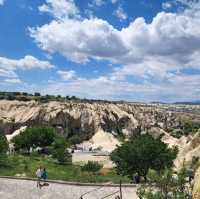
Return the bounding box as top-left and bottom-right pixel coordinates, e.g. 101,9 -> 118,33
111,134 -> 178,180
81,161 -> 103,174
0,129 -> 8,154
52,136 -> 71,164
0,129 -> 9,167
69,134 -> 82,145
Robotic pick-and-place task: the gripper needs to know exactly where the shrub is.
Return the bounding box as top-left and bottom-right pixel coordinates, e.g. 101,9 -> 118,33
0,129 -> 9,167
0,129 -> 8,154
69,134 -> 82,145
81,161 -> 103,174
52,136 -> 71,164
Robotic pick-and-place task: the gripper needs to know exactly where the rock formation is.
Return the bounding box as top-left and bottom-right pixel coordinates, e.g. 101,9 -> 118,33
0,99 -> 200,154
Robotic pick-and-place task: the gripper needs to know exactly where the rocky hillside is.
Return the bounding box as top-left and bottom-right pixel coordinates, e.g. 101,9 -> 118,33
0,99 -> 199,139
0,100 -> 194,136
1,99 -> 200,161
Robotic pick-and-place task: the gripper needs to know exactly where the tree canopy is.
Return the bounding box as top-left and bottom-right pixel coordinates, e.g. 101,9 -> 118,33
110,134 -> 178,179
12,127 -> 56,151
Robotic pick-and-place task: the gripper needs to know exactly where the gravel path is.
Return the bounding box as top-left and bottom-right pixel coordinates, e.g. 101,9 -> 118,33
0,178 -> 138,199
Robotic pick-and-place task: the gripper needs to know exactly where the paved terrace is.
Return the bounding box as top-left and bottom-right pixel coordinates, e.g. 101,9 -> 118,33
0,177 -> 138,199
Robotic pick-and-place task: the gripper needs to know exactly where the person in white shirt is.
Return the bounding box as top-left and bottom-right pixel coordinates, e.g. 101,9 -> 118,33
35,166 -> 42,188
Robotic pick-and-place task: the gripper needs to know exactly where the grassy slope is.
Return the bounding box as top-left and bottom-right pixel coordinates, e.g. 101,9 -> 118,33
0,155 -> 130,183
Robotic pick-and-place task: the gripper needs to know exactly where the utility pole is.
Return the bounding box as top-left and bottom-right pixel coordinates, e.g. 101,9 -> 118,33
119,180 -> 123,199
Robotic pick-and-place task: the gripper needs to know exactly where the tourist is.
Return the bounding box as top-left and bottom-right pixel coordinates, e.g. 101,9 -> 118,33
133,173 -> 140,184
41,168 -> 48,185
35,166 -> 42,188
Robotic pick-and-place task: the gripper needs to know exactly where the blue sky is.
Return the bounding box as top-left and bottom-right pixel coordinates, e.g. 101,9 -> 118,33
0,0 -> 200,102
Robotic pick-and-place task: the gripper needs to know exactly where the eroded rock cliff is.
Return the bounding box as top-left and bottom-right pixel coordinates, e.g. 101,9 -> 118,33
0,100 -> 183,137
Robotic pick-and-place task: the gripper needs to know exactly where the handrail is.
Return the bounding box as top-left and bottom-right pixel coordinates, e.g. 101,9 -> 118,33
100,190 -> 120,199
79,183 -> 112,199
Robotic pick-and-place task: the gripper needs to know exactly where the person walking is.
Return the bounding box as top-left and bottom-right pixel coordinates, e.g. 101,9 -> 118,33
35,166 -> 42,188
41,168 -> 48,186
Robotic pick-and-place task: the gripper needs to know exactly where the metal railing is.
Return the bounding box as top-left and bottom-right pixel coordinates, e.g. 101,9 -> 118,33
79,183 -> 112,199
100,190 -> 119,199
79,181 -> 123,199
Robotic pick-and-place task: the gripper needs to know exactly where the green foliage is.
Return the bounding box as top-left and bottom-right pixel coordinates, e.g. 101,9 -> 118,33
137,167 -> 192,199
52,136 -> 71,164
0,91 -> 123,104
68,134 -> 82,145
81,161 -> 103,174
171,129 -> 184,138
181,120 -> 200,136
0,154 -> 130,183
0,129 -> 8,154
0,129 -> 9,168
12,127 -> 56,151
110,134 -> 178,179
34,92 -> 41,96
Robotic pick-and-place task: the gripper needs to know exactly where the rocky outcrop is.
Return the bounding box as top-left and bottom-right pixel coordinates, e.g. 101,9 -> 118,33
0,100 -> 184,136
0,100 -> 200,152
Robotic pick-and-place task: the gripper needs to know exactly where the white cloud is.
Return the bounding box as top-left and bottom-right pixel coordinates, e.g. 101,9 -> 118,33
0,55 -> 54,70
0,68 -> 17,78
29,18 -> 128,63
0,55 -> 54,85
111,0 -> 118,4
162,2 -> 172,10
30,5 -> 200,72
42,72 -> 200,102
0,0 -> 5,6
39,0 -> 79,20
57,70 -> 77,80
3,78 -> 22,84
114,6 -> 127,21
29,0 -> 200,101
95,0 -> 105,6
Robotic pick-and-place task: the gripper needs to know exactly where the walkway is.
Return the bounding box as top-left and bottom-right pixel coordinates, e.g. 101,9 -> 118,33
0,178 -> 138,199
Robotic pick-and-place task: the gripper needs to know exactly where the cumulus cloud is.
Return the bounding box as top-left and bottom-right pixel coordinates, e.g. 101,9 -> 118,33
39,0 -> 79,20
3,78 -> 22,84
0,55 -> 54,70
0,55 -> 54,85
31,0 -> 200,69
93,0 -> 105,7
57,70 -> 77,81
0,68 -> 17,78
111,0 -> 118,4
29,0 -> 200,101
29,18 -> 128,63
113,6 -> 127,21
162,2 -> 172,10
0,0 -> 5,6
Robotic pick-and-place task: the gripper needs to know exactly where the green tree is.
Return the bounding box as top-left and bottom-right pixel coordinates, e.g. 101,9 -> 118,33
137,167 -> 192,199
52,136 -> 71,164
110,134 -> 177,180
34,92 -> 41,97
12,127 -> 56,151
